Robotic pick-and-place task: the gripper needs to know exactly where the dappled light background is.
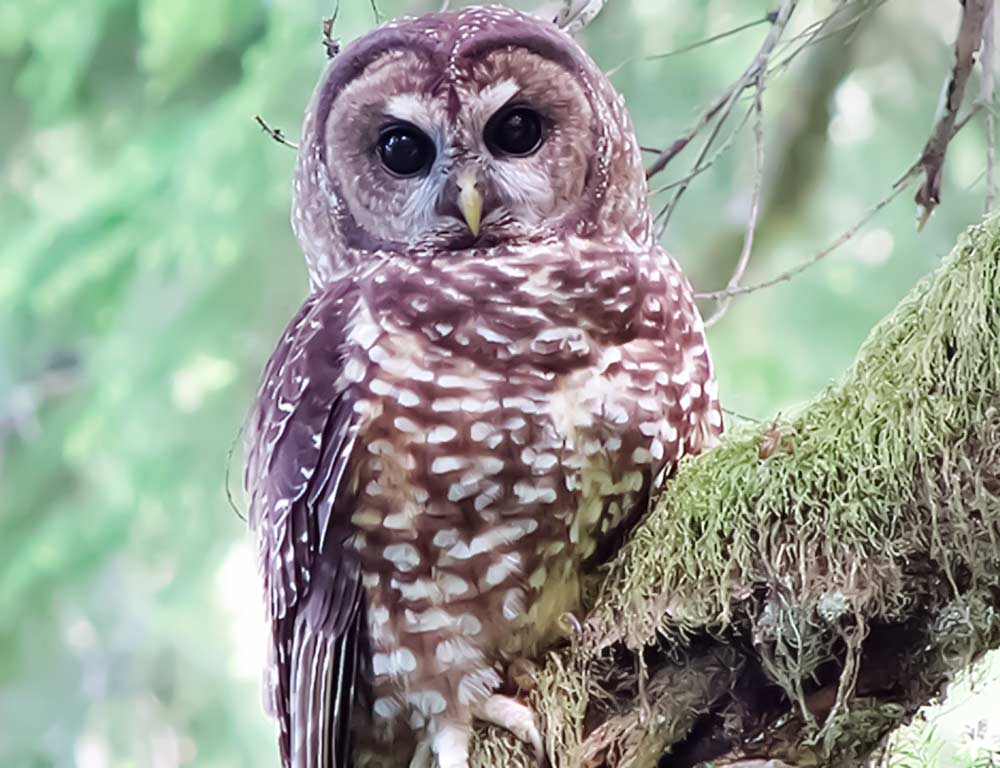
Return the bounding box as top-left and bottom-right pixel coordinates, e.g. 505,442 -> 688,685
1,1 -> 996,766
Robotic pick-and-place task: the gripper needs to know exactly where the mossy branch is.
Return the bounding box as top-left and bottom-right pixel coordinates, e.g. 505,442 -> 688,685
472,216 -> 1000,767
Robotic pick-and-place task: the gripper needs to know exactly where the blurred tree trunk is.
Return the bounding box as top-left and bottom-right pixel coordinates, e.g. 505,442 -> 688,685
470,215 -> 1000,768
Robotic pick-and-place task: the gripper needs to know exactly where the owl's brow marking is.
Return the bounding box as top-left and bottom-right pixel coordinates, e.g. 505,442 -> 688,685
472,79 -> 521,118
384,94 -> 437,133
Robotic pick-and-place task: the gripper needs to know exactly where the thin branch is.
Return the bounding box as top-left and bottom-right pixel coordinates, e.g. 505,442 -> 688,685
915,0 -> 990,230
606,13 -> 775,78
322,1 -> 341,59
767,0 -> 888,80
697,167 -> 917,301
648,104 -> 753,196
369,0 -> 384,25
703,78 -> 766,328
983,1 -> 997,212
254,115 -> 298,150
652,1 -> 797,237
554,0 -> 609,34
646,0 -> 798,184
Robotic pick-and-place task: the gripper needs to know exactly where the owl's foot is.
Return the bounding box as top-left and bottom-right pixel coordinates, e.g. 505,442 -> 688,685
473,695 -> 544,765
409,696 -> 544,768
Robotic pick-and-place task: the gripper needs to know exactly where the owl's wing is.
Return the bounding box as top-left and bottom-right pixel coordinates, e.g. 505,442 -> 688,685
244,283 -> 365,768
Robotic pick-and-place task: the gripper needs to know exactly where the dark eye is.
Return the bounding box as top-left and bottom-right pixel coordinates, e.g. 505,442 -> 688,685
376,124 -> 435,177
485,106 -> 544,157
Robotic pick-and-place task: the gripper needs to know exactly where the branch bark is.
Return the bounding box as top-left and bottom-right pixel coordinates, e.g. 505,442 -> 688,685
914,0 -> 991,229
469,215 -> 1000,768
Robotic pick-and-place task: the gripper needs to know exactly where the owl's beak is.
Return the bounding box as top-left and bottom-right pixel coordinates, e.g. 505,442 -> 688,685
456,171 -> 483,236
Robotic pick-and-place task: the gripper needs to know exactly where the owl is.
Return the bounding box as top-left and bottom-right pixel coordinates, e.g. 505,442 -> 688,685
244,6 -> 722,768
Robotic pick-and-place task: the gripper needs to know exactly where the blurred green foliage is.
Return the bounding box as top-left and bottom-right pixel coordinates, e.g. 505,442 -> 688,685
0,0 -> 993,765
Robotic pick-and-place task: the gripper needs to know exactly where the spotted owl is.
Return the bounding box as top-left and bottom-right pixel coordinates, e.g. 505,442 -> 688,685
244,6 -> 722,768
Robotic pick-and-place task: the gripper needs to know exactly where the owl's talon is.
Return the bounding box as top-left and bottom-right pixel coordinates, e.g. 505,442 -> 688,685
473,694 -> 544,766
558,611 -> 583,638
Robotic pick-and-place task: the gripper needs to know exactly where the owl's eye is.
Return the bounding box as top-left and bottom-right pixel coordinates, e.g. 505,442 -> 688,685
485,106 -> 544,157
376,124 -> 435,177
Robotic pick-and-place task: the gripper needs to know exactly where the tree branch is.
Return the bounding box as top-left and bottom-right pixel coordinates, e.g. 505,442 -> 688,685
914,0 -> 991,229
469,215 -> 1000,767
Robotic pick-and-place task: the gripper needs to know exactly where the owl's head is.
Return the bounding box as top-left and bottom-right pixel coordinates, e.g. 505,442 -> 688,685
293,5 -> 649,283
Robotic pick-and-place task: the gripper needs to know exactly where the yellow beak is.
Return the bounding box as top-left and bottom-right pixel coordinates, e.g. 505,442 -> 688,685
456,171 -> 482,236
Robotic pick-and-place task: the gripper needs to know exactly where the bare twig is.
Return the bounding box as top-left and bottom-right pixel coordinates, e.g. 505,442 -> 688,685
915,0 -> 990,230
704,78 -> 766,328
606,13 -> 775,78
553,0 -> 608,34
322,2 -> 341,59
648,104 -> 753,196
983,1 -> 997,212
646,0 -> 798,185
254,115 -> 298,150
696,168 -> 916,301
369,0 -> 384,25
652,1 -> 798,237
767,0 -> 888,80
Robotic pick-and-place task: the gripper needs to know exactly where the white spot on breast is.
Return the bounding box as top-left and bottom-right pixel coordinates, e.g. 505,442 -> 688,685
398,389 -> 421,407
457,667 -> 501,705
484,554 -> 521,587
432,456 -> 468,473
383,508 -> 416,530
448,481 -> 479,502
343,357 -> 366,383
373,648 -> 417,676
480,456 -> 504,475
405,607 -> 455,632
407,689 -> 447,715
428,425 -> 458,444
502,395 -> 538,413
638,396 -> 660,412
502,588 -> 525,621
393,578 -> 438,602
514,481 -> 557,504
373,697 -> 400,718
439,374 -> 488,390
458,614 -> 482,635
639,421 -> 661,437
474,483 -> 503,511
462,397 -> 500,413
433,529 -> 459,548
477,327 -> 513,344
367,439 -> 394,455
370,378 -> 394,396
432,397 -> 460,413
470,422 -> 494,441
436,637 -> 478,665
384,543 -> 421,571
440,573 -> 470,597
394,416 -> 420,433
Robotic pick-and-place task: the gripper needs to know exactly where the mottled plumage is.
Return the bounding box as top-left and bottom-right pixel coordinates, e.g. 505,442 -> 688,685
244,6 -> 722,767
